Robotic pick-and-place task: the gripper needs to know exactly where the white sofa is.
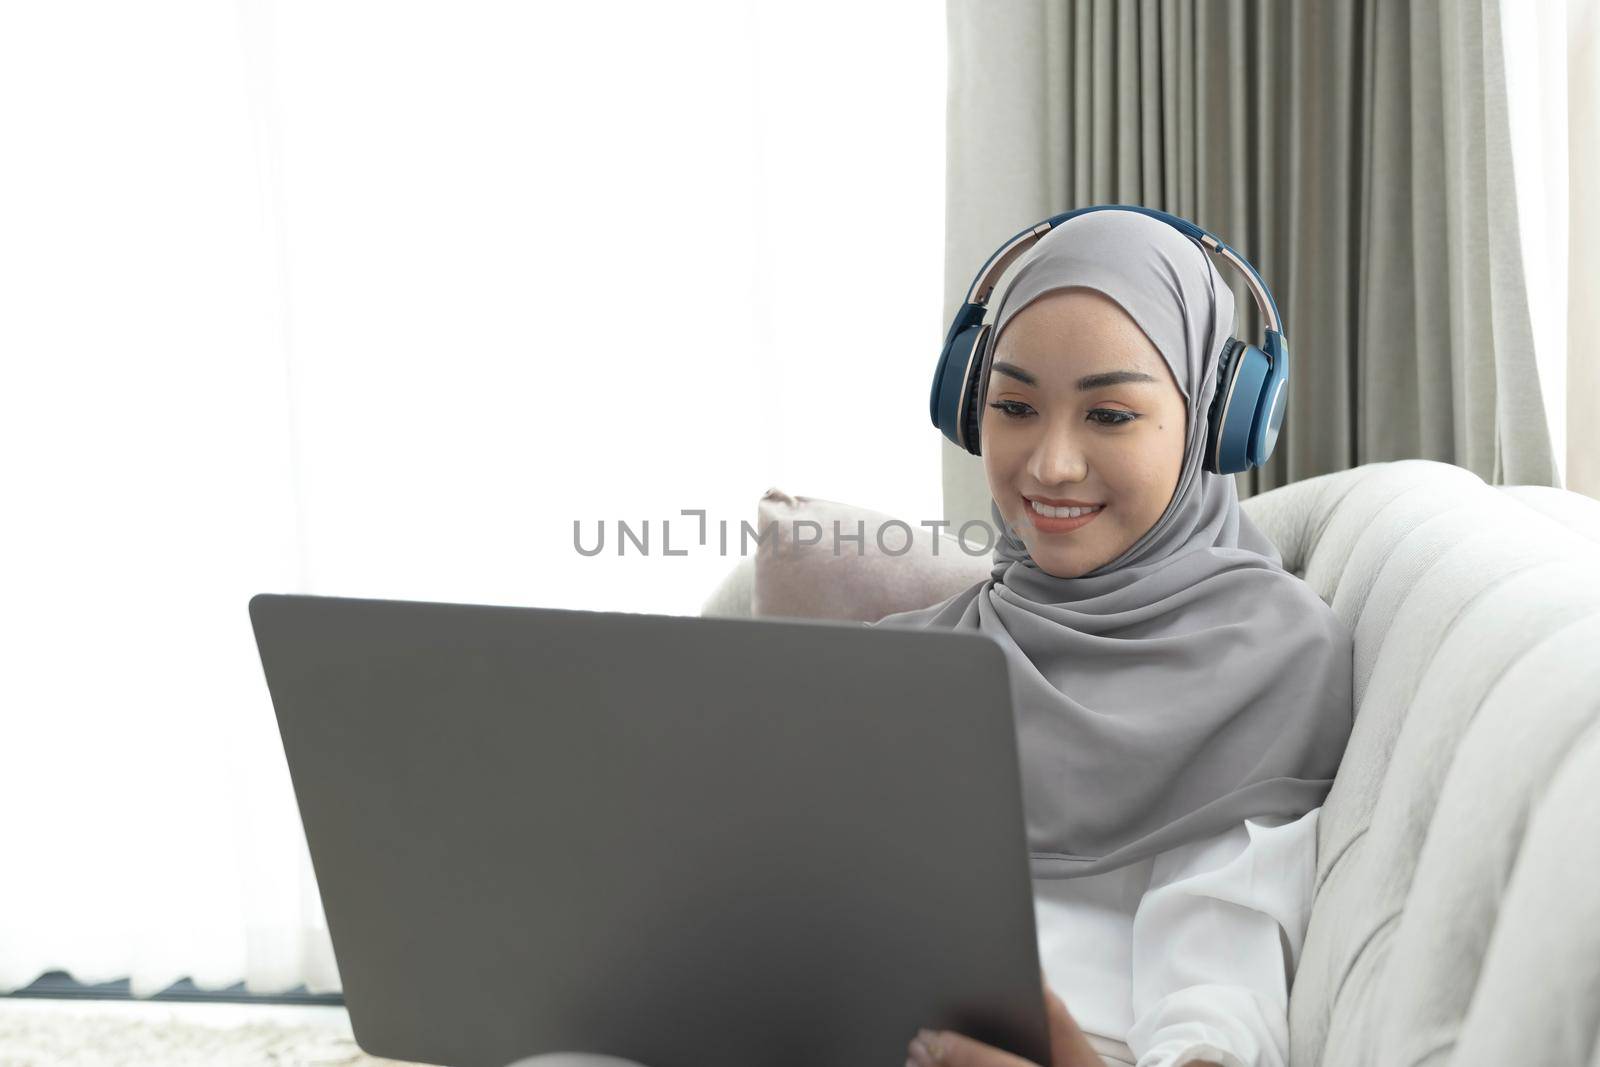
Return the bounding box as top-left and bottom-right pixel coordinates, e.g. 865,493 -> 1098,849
701,460 -> 1600,1067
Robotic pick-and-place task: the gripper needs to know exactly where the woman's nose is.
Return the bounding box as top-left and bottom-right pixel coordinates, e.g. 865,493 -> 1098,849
1027,424 -> 1089,485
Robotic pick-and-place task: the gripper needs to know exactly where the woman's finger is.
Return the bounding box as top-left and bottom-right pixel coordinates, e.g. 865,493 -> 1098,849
1043,983 -> 1079,1063
1042,982 -> 1109,1067
909,1028 -> 1039,1067
907,978 -> 1093,1067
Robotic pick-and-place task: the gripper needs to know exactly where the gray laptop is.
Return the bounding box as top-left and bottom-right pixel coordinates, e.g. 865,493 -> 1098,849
248,593 -> 1048,1067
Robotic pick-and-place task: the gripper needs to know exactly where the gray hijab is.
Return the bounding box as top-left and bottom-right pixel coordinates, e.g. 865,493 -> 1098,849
873,209 -> 1354,879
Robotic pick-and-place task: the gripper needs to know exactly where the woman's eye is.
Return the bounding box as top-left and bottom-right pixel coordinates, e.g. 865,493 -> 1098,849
988,400 -> 1034,420
987,401 -> 1138,426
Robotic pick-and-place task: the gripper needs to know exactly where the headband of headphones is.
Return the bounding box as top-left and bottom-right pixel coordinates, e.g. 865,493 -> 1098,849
928,203 -> 1289,475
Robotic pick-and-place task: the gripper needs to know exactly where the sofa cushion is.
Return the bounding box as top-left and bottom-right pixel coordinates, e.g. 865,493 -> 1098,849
733,488 -> 993,623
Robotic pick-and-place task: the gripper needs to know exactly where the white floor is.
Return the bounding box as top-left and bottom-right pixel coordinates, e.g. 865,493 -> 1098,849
0,1000 -> 656,1067
0,997 -> 419,1067
1,995 -> 356,1028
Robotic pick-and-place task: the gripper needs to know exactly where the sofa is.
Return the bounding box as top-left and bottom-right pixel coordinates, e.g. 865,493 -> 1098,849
700,459 -> 1600,1067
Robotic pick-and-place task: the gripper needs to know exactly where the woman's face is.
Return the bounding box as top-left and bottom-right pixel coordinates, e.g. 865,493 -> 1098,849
981,287 -> 1189,579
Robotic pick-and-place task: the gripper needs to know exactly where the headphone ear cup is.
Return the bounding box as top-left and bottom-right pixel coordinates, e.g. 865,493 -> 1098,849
931,322 -> 990,451
1206,337 -> 1274,474
960,336 -> 989,457
1205,338 -> 1244,474
949,322 -> 991,456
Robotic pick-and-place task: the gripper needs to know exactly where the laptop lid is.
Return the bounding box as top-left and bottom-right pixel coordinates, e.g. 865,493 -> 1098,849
248,592 -> 1048,1067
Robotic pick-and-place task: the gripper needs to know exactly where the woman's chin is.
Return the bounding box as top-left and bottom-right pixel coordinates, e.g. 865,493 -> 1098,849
1019,538 -> 1086,578
1007,512 -> 1118,578
1021,531 -> 1120,578
1033,555 -> 1091,579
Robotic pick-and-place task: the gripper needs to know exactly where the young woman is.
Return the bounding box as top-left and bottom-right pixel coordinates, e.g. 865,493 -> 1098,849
881,208 -> 1355,1067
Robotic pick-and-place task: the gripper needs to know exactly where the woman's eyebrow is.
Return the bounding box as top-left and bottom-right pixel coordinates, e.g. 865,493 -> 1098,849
1075,369 -> 1158,390
991,360 -> 1157,391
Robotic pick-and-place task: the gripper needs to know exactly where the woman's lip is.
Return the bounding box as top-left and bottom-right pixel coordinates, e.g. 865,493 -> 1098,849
1025,495 -> 1103,507
1024,497 -> 1105,534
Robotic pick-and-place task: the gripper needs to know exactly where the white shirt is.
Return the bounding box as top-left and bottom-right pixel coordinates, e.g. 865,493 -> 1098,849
1033,808 -> 1320,1067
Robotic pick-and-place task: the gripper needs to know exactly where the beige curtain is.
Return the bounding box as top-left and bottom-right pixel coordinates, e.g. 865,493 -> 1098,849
942,0 -> 1563,528
1568,0 -> 1600,501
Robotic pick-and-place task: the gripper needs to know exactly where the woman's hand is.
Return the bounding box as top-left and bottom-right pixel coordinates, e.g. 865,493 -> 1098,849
905,972 -> 1106,1067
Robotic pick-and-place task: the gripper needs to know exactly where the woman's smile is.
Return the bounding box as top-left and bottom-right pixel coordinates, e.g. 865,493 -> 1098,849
1024,495 -> 1107,533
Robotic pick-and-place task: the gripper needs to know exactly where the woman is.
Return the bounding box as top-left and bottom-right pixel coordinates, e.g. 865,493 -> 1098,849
879,209 -> 1355,1067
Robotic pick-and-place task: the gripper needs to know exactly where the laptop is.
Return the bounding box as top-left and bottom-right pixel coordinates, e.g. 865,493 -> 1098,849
248,592 -> 1048,1067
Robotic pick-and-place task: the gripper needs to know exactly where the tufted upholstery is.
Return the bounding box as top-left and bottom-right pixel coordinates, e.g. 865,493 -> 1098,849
1244,460 -> 1600,1067
701,460 -> 1600,1066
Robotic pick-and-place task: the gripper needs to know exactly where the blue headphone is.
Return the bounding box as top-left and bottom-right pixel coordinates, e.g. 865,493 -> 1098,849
928,204 -> 1289,475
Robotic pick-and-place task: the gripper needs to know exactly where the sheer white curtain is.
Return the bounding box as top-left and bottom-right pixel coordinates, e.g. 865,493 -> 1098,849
1501,0 -> 1600,499
0,0 -> 944,995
